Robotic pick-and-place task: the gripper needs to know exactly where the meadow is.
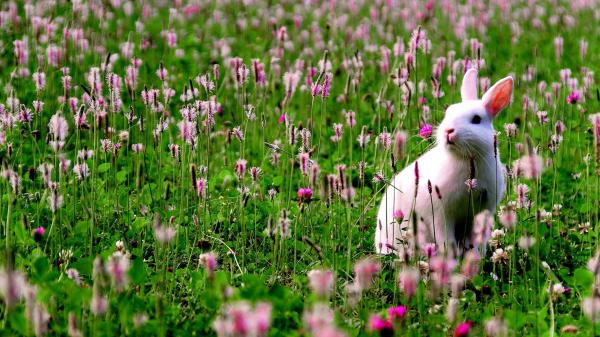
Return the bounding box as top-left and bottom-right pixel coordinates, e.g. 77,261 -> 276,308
0,0 -> 599,336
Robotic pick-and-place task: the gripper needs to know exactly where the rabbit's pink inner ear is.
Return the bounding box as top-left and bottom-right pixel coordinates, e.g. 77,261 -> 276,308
460,68 -> 478,101
483,77 -> 513,118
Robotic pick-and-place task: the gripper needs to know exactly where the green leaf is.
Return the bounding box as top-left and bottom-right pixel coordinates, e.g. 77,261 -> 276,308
71,257 -> 93,279
13,222 -> 29,245
129,257 -> 146,286
33,256 -> 49,279
573,268 -> 594,290
116,170 -> 129,184
272,176 -> 283,187
74,220 -> 89,236
8,309 -> 28,336
98,162 -> 112,173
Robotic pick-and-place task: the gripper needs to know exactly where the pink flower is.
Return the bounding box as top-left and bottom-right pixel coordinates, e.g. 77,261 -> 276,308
398,268 -> 419,298
421,243 -> 437,258
199,252 -> 218,278
106,252 -> 130,291
368,314 -> 393,333
196,178 -> 207,198
183,4 -> 201,16
387,306 -> 407,322
590,113 -> 600,149
249,167 -> 261,184
234,159 -> 247,179
213,301 -> 272,337
254,302 -> 272,335
154,225 -> 176,244
393,131 -> 408,159
298,152 -> 310,176
283,71 -> 302,98
32,72 -> 46,91
461,250 -> 481,279
513,154 -> 543,180
48,113 -> 69,142
566,91 -> 580,104
454,321 -> 472,337
278,113 -> 287,124
472,210 -> 493,247
0,268 -> 27,308
465,178 -> 477,190
379,131 -> 392,150
354,257 -> 381,291
418,124 -> 433,139
13,40 -> 28,65
178,120 -> 197,145
345,110 -> 356,127
131,144 -> 144,153
430,256 -> 456,286
90,289 -> 108,316
33,227 -> 45,242
1,168 -> 20,193
393,209 -> 405,222
321,72 -> 332,97
307,269 -> 334,298
499,204 -> 517,228
297,187 -> 313,202
330,123 -> 343,143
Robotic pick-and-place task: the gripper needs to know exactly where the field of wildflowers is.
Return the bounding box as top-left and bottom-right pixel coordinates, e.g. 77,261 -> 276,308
0,0 -> 600,336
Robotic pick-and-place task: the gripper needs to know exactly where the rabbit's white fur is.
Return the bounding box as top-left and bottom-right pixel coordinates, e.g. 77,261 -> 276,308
375,69 -> 512,259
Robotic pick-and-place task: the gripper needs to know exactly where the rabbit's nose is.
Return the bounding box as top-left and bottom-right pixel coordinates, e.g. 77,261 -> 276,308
445,128 -> 456,144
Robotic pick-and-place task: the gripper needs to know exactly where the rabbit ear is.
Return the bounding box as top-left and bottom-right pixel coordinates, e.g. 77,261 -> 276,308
460,68 -> 478,101
482,76 -> 513,118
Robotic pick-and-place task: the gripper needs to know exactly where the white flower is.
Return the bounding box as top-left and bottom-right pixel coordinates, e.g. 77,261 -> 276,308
491,248 -> 508,264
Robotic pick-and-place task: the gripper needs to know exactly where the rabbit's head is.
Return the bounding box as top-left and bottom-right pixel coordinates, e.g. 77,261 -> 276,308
436,68 -> 513,159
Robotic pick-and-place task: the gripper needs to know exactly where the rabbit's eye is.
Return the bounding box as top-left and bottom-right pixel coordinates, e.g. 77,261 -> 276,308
471,115 -> 482,124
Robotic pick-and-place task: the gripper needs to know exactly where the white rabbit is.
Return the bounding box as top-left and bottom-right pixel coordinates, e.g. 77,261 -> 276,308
375,68 -> 512,260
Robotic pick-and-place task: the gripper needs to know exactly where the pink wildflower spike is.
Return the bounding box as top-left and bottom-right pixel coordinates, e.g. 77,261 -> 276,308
513,154 -> 543,180
321,72 -> 332,97
131,144 -> 144,153
330,123 -> 343,142
429,256 -> 457,286
472,210 -> 494,247
307,269 -> 334,298
32,71 -> 46,91
461,250 -> 481,279
196,178 -> 207,198
421,243 -> 437,258
580,39 -> 589,59
379,131 -> 392,150
353,257 -> 381,291
398,268 -> 419,298
213,301 -> 272,337
345,110 -> 356,127
298,152 -> 310,175
234,159 -> 247,179
105,252 -> 130,291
